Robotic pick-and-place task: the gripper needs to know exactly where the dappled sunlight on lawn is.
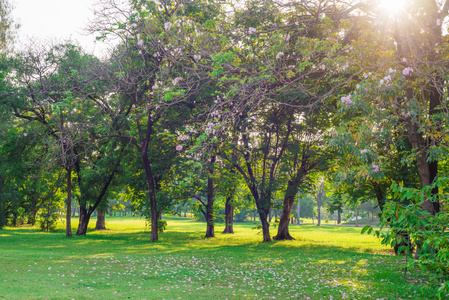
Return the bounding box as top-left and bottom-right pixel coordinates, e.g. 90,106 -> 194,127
0,216 -> 436,299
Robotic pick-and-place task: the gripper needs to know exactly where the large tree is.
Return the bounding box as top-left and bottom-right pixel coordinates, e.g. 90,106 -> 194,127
0,0 -> 18,51
3,43 -> 125,236
89,0 -> 227,241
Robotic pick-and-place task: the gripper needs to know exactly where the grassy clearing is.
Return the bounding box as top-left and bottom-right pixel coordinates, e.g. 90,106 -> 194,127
0,216 -> 439,299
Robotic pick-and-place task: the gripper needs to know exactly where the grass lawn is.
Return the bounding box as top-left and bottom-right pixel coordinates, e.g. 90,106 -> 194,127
0,216 -> 440,299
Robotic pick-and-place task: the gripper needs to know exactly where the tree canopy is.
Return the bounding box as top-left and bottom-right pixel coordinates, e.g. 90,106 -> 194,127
2,0 -> 449,295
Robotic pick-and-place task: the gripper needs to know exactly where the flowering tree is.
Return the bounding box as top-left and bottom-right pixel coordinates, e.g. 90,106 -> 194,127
328,0 -> 449,294
89,0 -> 228,241
333,0 -> 449,214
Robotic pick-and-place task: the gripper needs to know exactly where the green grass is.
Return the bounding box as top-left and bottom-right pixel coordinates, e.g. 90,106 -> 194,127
0,216 -> 440,299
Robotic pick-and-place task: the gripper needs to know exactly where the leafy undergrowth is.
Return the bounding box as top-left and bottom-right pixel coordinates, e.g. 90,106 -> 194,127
0,216 -> 439,299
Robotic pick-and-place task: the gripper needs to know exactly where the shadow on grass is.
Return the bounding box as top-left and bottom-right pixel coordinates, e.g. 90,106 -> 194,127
0,225 -> 388,261
0,224 -> 438,299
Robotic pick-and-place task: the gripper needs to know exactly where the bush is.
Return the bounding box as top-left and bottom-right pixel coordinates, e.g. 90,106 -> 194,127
146,219 -> 167,233
39,212 -> 59,232
157,219 -> 167,233
362,179 -> 449,299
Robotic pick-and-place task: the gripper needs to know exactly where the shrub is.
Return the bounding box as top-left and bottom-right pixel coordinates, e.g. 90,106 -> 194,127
157,219 -> 167,233
362,179 -> 449,299
39,212 -> 59,232
146,219 -> 167,233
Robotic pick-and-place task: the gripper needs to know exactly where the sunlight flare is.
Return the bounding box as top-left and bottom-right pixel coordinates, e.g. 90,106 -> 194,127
378,0 -> 408,14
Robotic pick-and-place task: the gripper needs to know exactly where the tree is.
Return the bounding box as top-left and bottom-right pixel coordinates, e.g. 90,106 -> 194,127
3,43 -> 126,236
315,182 -> 325,226
89,0 -> 229,241
326,193 -> 345,225
273,111 -> 330,240
202,0 -> 360,241
219,151 -> 240,234
334,0 -> 449,215
0,0 -> 18,51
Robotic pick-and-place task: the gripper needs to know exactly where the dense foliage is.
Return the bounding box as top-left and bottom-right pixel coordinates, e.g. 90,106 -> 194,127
1,0 -> 449,296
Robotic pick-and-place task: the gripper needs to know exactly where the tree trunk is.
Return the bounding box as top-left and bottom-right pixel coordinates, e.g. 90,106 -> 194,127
76,206 -> 93,236
316,184 -> 324,227
141,150 -> 158,242
355,206 -> 359,227
95,208 -> 106,230
222,195 -> 234,234
405,116 -> 440,215
204,153 -> 216,238
258,209 -> 271,242
274,180 -> 296,240
337,210 -> 341,225
27,207 -> 39,226
297,200 -> 300,225
205,211 -> 215,238
66,166 -> 72,238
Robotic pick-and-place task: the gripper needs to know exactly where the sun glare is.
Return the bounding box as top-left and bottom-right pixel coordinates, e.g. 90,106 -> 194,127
379,0 -> 408,14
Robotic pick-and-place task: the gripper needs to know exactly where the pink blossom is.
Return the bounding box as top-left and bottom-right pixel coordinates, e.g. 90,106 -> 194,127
164,22 -> 171,31
360,149 -> 368,154
23,133 -> 28,137
402,67 -> 413,76
401,111 -> 411,118
173,77 -> 182,85
176,145 -> 183,151
276,52 -> 284,59
341,95 -> 354,105
205,123 -> 216,135
248,27 -> 256,34
373,165 -> 380,173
